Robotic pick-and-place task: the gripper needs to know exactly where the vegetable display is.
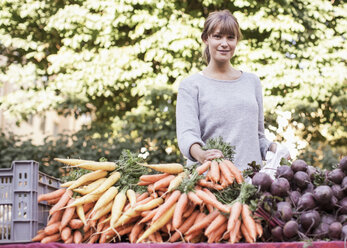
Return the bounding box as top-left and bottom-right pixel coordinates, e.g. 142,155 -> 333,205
31,141 -> 346,244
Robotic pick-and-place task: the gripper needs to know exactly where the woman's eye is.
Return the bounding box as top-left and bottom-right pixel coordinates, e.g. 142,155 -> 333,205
213,34 -> 221,38
228,36 -> 235,39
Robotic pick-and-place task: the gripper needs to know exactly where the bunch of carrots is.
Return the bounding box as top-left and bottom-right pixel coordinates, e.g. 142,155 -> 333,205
32,146 -> 262,244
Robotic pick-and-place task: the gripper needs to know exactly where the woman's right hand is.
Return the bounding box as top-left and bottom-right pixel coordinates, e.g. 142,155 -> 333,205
190,143 -> 224,164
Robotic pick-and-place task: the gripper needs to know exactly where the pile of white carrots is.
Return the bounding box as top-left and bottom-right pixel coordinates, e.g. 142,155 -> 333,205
32,157 -> 262,244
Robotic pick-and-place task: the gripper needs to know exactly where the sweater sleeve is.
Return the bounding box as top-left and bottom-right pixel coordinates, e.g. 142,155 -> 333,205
176,80 -> 205,162
255,77 -> 273,160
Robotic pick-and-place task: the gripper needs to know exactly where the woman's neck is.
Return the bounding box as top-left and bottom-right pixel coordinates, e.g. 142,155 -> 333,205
202,61 -> 241,81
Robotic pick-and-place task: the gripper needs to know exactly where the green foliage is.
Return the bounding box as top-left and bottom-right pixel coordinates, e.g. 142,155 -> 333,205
0,0 -> 346,174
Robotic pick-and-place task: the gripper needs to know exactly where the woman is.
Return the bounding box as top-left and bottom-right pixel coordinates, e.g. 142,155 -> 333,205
176,10 -> 277,171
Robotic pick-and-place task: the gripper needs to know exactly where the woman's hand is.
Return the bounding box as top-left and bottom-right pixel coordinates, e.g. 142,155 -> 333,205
269,143 -> 291,160
190,143 -> 224,164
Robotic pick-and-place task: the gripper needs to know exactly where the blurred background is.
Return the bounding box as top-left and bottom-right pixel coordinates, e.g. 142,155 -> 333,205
0,0 -> 346,178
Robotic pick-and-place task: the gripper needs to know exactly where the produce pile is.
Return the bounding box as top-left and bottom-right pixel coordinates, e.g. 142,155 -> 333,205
31,138 -> 347,244
250,156 -> 347,242
32,140 -> 262,244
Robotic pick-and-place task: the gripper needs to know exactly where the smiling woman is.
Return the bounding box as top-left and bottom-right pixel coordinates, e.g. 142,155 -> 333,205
176,10 -> 279,171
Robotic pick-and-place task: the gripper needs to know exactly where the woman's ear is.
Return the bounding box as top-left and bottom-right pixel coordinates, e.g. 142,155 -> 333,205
203,38 -> 208,45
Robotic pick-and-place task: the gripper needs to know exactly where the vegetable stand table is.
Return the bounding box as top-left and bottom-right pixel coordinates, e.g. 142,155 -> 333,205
0,242 -> 345,248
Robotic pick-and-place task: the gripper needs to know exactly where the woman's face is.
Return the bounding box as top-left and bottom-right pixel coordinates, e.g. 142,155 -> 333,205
204,26 -> 238,64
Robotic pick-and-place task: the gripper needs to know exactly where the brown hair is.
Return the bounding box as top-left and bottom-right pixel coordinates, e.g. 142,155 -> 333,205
201,10 -> 242,64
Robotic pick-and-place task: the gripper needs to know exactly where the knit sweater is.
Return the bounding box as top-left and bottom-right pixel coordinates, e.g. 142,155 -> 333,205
176,71 -> 273,171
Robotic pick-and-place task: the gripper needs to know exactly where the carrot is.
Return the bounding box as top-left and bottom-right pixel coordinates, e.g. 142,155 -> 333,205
202,187 -> 218,201
219,160 -> 235,185
182,203 -> 196,218
197,179 -> 223,190
112,207 -> 141,228
54,157 -> 94,166
152,190 -> 181,223
73,230 -> 83,244
60,181 -> 75,188
61,226 -> 71,241
227,201 -> 242,233
153,175 -> 175,191
67,192 -> 102,208
73,178 -> 107,195
185,230 -> 201,243
137,203 -> 177,243
89,171 -> 121,195
204,213 -> 228,236
68,170 -> 108,190
136,192 -> 150,201
129,222 -> 144,243
140,173 -> 169,182
64,236 -> 73,244
256,221 -> 263,238
154,231 -> 163,243
38,188 -> 66,202
118,224 -> 134,236
32,231 -> 46,242
82,228 -> 93,242
134,197 -> 163,212
137,180 -> 152,186
186,209 -> 219,235
223,159 -> 243,183
41,233 -> 60,243
187,191 -> 203,205
172,193 -> 188,229
210,160 -> 220,183
242,204 -> 257,242
195,189 -> 230,213
91,200 -> 113,221
88,233 -> 100,244
207,222 -> 227,243
110,189 -> 127,227
60,198 -> 76,232
168,172 -> 186,192
241,223 -> 254,243
139,208 -> 158,224
169,210 -> 200,242
49,189 -> 73,215
71,161 -> 116,171
196,161 -> 211,175
44,221 -> 61,235
69,219 -> 84,229
47,198 -> 60,205
93,186 -> 118,213
229,219 -> 241,244
47,210 -> 63,226
140,163 -> 184,174
219,172 -> 228,188
127,189 -> 137,207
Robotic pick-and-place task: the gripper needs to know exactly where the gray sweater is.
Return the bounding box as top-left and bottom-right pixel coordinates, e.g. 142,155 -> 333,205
176,71 -> 273,171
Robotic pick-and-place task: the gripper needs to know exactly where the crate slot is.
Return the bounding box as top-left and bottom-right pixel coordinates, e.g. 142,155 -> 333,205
0,204 -> 12,241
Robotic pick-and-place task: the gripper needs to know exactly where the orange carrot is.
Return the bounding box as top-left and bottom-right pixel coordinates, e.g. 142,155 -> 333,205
187,191 -> 203,205
169,210 -> 199,242
47,210 -> 63,226
219,160 -> 235,184
129,222 -> 145,243
242,204 -> 257,242
60,198 -> 76,232
241,223 -> 254,243
204,213 -> 228,236
137,192 -> 150,201
151,190 -> 181,223
196,161 -> 211,175
140,173 -> 169,182
219,172 -> 228,188
41,233 -> 60,243
38,188 -> 66,202
223,159 -> 243,183
197,179 -> 223,190
44,221 -> 61,235
207,222 -> 227,243
69,219 -> 84,229
137,180 -> 152,186
61,226 -> 71,241
227,201 -> 242,232
49,189 -> 73,215
153,175 -> 175,191
32,231 -> 45,242
172,193 -> 188,229
230,219 -> 241,244
183,203 -> 196,218
139,208 -> 158,224
73,230 -> 83,244
47,198 -> 61,205
256,221 -> 263,238
154,231 -> 163,243
118,224 -> 134,236
186,209 -> 219,235
64,236 -> 73,244
88,233 -> 100,244
82,228 -> 93,242
195,189 -> 230,213
210,160 -> 220,183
